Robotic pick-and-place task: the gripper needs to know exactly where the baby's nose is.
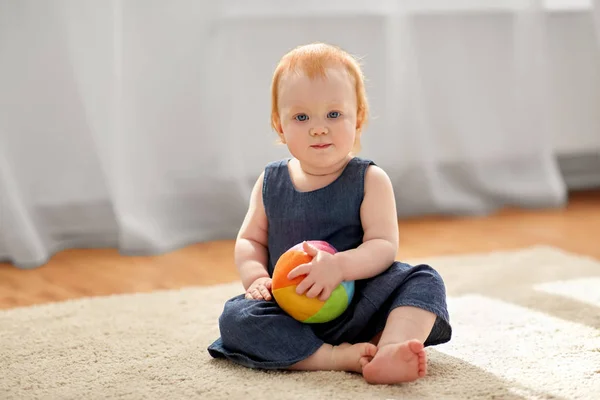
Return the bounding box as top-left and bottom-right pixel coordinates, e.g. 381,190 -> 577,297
310,126 -> 328,136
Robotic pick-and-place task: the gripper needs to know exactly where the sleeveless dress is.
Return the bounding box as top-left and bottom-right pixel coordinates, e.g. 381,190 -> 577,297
207,157 -> 452,369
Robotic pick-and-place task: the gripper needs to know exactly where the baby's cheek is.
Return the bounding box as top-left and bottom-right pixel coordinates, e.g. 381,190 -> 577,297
343,121 -> 357,134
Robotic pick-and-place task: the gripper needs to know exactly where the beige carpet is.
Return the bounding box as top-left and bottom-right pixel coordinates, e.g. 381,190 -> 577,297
1,246 -> 599,400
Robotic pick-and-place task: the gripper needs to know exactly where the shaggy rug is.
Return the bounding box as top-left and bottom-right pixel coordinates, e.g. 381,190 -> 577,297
1,246 -> 599,400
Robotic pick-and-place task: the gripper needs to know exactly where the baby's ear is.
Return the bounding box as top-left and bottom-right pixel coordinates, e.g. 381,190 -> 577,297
276,126 -> 286,144
355,120 -> 363,135
356,105 -> 368,133
272,122 -> 286,143
271,116 -> 283,134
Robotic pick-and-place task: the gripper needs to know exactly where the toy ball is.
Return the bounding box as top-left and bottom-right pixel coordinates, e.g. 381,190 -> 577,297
271,240 -> 355,323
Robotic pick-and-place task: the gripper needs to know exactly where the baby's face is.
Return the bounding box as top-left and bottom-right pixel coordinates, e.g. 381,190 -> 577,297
277,66 -> 358,169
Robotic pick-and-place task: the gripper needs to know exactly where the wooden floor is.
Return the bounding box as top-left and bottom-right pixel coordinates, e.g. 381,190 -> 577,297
1,190 -> 599,310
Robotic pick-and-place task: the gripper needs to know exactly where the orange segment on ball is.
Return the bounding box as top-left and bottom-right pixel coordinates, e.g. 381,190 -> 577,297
272,250 -> 311,289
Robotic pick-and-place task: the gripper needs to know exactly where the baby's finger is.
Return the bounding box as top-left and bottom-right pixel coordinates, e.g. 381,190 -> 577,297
259,285 -> 272,300
252,288 -> 264,300
288,264 -> 311,280
245,288 -> 260,300
295,277 -> 313,295
302,241 -> 319,256
306,284 -> 323,299
319,288 -> 331,302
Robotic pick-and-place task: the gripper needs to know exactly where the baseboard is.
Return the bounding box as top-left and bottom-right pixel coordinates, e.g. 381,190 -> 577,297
557,151 -> 600,190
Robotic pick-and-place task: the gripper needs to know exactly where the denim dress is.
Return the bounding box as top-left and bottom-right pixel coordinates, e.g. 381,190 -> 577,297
207,157 -> 452,369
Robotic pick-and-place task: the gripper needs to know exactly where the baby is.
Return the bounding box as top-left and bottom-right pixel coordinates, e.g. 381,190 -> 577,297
208,42 -> 452,384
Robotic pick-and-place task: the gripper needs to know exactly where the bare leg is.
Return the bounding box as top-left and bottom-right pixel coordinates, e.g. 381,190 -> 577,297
362,306 -> 436,384
288,342 -> 377,373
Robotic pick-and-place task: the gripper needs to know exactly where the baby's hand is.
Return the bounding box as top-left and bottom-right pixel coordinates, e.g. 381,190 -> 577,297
287,241 -> 344,301
245,277 -> 273,301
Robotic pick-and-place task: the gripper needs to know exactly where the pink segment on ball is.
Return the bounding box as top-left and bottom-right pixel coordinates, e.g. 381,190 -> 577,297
291,240 -> 337,254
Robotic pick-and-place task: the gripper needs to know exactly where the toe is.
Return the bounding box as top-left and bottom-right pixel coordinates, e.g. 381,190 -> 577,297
418,350 -> 428,376
408,339 -> 424,353
365,343 -> 378,357
359,356 -> 372,368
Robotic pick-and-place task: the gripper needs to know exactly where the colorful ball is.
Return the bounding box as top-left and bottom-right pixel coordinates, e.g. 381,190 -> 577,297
271,240 -> 355,324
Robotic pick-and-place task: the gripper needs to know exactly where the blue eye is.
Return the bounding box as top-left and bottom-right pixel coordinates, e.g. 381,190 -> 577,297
328,111 -> 341,119
294,114 -> 308,122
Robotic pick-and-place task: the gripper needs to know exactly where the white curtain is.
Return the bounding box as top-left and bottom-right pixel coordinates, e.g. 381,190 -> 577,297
1,0 -> 599,268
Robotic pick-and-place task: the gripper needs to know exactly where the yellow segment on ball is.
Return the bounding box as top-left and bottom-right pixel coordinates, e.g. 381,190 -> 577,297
272,285 -> 323,322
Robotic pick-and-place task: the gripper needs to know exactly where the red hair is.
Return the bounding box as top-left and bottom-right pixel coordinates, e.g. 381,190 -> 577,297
270,43 -> 369,153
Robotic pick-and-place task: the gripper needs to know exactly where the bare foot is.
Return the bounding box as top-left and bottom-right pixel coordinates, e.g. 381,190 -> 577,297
362,339 -> 427,384
331,342 -> 378,373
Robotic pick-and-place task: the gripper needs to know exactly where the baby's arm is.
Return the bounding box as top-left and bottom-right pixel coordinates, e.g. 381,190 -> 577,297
334,165 -> 399,281
235,171 -> 270,290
